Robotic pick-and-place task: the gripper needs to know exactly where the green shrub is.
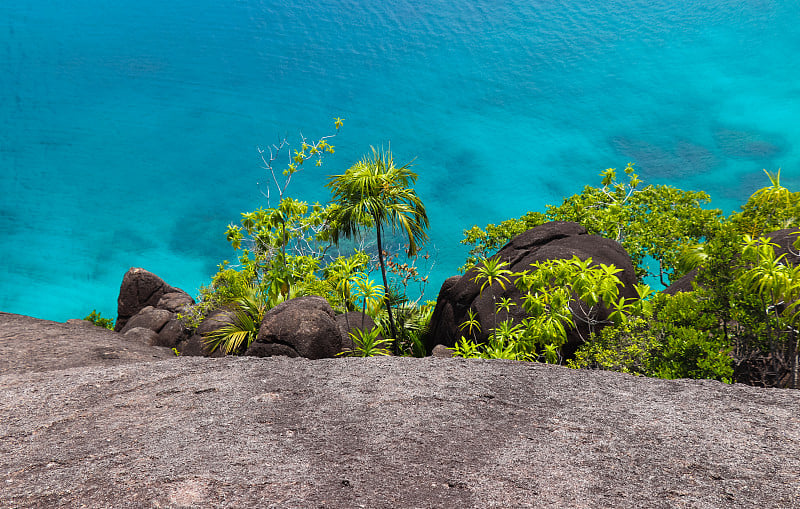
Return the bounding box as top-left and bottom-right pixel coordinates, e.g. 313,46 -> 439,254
569,292 -> 734,383
83,310 -> 114,330
338,327 -> 392,357
450,256 -> 636,363
202,285 -> 268,355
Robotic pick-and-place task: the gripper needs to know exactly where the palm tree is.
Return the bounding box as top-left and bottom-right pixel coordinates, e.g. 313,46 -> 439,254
326,146 -> 429,352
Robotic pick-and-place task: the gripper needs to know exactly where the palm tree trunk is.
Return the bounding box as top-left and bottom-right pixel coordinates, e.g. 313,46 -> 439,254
375,224 -> 399,352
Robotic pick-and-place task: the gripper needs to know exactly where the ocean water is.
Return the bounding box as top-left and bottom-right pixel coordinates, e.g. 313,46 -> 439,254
2,0 -> 799,321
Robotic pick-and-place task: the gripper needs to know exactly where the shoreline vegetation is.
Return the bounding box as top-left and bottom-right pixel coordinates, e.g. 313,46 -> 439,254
76,120 -> 800,389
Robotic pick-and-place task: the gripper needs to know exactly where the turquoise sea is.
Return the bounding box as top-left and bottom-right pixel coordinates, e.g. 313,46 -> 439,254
2,0 -> 799,321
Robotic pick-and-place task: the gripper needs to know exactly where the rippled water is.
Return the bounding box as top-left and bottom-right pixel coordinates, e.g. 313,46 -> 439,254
2,0 -> 798,320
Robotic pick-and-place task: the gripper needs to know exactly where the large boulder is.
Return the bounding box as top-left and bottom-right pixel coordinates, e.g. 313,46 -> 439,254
123,327 -> 160,346
115,268 -> 195,348
176,334 -> 225,358
156,291 -> 195,313
119,306 -> 172,335
425,221 -> 638,358
245,296 -> 341,359
662,268 -> 699,295
119,305 -> 190,350
156,317 -> 192,348
195,307 -> 239,338
115,268 -> 188,331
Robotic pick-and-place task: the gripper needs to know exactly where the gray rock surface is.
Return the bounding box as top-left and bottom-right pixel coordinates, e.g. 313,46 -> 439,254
2,312 -> 800,508
0,312 -> 174,375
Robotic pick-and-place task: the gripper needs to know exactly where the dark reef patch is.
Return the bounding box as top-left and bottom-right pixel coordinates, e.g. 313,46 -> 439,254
0,207 -> 19,233
430,146 -> 480,201
168,211 -> 231,263
608,135 -> 685,178
713,126 -> 787,160
675,139 -> 720,174
608,134 -> 721,180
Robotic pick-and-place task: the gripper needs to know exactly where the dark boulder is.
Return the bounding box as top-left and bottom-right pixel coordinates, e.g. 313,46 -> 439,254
195,307 -> 238,338
176,334 -> 225,357
115,268 -> 195,348
123,327 -> 160,346
171,307 -> 240,357
119,306 -> 172,336
663,267 -> 699,295
425,221 -> 638,358
115,268 -> 185,331
156,317 -> 191,348
245,296 -> 341,359
156,291 -> 195,313
118,305 -> 190,349
178,307 -> 241,357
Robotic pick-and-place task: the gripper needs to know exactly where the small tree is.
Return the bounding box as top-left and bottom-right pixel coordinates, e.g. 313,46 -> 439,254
326,146 -> 429,352
734,168 -> 800,235
224,119 -> 344,300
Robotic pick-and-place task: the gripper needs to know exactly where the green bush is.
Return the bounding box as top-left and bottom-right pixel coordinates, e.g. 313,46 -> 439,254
569,292 -> 734,383
450,256 -> 638,363
83,309 -> 114,330
338,327 -> 392,357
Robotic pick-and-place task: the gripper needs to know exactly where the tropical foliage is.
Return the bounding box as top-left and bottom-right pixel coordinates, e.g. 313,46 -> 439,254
569,291 -> 734,383
456,167 -> 800,388
170,115 -> 798,389
203,285 -> 268,355
338,326 -> 393,357
450,256 -> 640,363
181,121 -> 433,358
